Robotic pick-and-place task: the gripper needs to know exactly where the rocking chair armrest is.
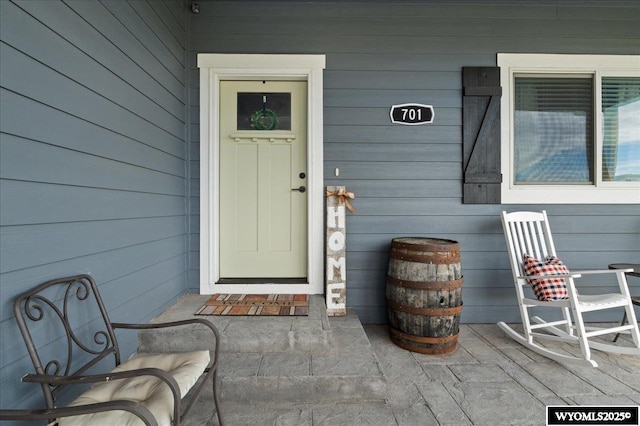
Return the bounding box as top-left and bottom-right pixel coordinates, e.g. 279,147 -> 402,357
0,400 -> 158,425
571,268 -> 633,276
517,273 -> 582,280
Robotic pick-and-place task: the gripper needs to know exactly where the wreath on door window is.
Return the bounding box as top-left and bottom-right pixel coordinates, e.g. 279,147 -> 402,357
250,108 -> 279,130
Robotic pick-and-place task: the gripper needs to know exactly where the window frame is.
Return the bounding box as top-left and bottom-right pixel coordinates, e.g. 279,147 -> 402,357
498,53 -> 640,204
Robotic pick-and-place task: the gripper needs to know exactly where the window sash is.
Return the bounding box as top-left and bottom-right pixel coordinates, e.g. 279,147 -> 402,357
498,54 -> 640,204
513,75 -> 594,185
600,77 -> 640,183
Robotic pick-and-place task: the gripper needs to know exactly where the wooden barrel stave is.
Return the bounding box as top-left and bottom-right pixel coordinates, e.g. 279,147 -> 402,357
386,237 -> 463,354
387,288 -> 462,337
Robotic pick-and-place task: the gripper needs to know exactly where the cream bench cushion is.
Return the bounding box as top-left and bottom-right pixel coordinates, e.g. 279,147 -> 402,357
59,350 -> 210,426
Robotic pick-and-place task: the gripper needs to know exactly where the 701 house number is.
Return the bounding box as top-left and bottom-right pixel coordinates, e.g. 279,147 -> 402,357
390,103 -> 434,125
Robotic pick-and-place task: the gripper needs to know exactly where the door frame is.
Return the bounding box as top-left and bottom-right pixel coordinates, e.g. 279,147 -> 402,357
198,54 -> 326,295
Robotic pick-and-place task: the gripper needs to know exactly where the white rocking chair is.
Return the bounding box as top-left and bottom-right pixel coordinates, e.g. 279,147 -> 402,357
499,210 -> 640,367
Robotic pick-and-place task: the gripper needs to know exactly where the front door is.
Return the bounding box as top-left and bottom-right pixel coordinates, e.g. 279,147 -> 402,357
219,80 -> 307,280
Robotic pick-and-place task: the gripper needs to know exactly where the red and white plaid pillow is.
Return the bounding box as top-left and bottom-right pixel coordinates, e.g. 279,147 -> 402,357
522,253 -> 570,301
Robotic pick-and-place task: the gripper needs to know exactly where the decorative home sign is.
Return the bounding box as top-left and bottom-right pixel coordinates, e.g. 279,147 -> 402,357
389,103 -> 434,125
325,186 -> 356,316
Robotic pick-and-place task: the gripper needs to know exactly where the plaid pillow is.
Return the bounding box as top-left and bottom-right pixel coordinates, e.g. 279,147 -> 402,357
522,253 -> 570,301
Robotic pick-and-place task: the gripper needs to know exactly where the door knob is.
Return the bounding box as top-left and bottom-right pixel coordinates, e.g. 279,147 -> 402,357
292,186 -> 306,193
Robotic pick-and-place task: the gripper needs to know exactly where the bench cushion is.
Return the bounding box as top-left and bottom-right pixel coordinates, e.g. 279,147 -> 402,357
59,350 -> 210,426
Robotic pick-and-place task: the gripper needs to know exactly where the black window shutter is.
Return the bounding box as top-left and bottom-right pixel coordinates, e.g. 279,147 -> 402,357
462,67 -> 502,204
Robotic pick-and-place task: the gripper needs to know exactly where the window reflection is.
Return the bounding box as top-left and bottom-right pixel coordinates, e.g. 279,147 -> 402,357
602,77 -> 640,182
514,76 -> 594,184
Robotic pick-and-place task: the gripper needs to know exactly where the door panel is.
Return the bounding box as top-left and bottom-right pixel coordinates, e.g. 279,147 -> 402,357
219,81 -> 307,279
269,143 -> 293,251
234,144 -> 258,251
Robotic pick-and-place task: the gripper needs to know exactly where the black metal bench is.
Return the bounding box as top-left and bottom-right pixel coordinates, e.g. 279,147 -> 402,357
0,274 -> 224,425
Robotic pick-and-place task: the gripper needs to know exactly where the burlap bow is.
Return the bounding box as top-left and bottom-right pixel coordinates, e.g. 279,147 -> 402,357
326,188 -> 357,213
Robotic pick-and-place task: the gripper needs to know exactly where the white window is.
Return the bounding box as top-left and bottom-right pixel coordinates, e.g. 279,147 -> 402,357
498,54 -> 640,204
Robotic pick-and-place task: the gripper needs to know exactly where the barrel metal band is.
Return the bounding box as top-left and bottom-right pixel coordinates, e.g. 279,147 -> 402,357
389,250 -> 460,264
387,299 -> 463,316
386,276 -> 463,291
391,240 -> 459,253
389,326 -> 459,344
389,328 -> 458,354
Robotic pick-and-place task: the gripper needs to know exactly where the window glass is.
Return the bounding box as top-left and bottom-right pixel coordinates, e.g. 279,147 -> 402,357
514,76 -> 594,184
237,93 -> 291,131
602,77 -> 640,182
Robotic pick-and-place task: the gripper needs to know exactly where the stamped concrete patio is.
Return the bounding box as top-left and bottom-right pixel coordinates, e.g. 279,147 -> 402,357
141,295 -> 640,426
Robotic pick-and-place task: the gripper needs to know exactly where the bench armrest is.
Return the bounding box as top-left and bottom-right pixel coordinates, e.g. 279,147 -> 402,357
112,318 -> 220,342
112,319 -> 221,363
23,368 -> 182,424
0,400 -> 158,425
23,367 -> 178,388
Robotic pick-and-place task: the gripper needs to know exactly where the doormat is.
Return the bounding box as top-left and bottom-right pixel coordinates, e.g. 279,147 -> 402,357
195,294 -> 309,316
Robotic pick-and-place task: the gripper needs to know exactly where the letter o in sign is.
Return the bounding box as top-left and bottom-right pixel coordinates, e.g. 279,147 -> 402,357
328,231 -> 345,251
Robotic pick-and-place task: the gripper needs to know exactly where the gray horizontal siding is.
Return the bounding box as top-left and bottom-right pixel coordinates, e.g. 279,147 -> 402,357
1,235 -> 187,320
187,0 -> 640,327
192,17 -> 640,38
1,44 -> 184,158
1,181 -> 185,226
191,34 -> 639,55
325,125 -> 460,144
15,0 -> 186,111
191,1 -> 640,21
0,0 -> 187,412
2,1 -> 185,132
1,134 -> 185,194
0,216 -> 186,276
2,90 -> 185,175
258,142 -> 457,163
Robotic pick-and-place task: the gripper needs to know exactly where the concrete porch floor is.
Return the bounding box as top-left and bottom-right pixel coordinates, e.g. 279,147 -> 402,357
142,295 -> 640,426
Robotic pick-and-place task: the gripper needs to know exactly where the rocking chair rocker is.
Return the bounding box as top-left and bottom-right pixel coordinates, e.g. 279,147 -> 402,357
499,211 -> 640,367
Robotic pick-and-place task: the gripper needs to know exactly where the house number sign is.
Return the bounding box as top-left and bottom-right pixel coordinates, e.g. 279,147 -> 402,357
390,103 -> 434,125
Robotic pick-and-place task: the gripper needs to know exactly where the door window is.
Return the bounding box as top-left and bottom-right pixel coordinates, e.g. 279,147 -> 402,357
237,93 -> 292,131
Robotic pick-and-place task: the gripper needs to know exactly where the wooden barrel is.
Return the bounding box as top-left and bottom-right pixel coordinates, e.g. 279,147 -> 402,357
386,237 -> 463,354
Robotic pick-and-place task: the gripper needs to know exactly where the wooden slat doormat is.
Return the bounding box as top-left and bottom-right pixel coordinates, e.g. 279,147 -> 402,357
195,294 -> 309,316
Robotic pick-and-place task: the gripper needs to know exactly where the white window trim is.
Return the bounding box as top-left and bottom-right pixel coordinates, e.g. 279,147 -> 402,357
198,54 -> 326,294
498,53 -> 640,204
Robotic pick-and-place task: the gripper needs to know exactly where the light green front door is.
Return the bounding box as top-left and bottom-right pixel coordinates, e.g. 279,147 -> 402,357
219,81 -> 307,279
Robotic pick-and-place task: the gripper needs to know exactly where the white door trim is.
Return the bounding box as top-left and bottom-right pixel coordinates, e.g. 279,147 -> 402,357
198,54 -> 326,295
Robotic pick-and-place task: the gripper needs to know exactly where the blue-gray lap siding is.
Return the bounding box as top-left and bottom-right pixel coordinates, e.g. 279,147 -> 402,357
187,1 -> 640,324
0,0 -> 188,413
1,0 -> 639,415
